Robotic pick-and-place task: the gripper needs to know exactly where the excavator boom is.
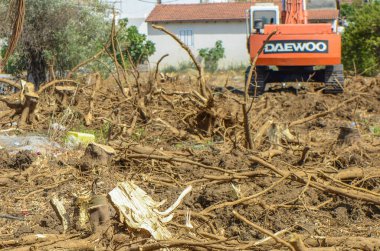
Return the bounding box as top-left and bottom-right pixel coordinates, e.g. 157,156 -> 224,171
284,0 -> 307,24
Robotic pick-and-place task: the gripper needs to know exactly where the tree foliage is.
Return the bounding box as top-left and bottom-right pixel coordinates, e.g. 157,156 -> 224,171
199,40 -> 225,72
117,20 -> 155,66
342,2 -> 380,76
0,0 -> 110,85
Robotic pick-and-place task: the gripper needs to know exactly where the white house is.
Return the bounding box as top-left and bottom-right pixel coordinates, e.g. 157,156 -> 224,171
110,0 -> 203,35
146,2 -> 252,69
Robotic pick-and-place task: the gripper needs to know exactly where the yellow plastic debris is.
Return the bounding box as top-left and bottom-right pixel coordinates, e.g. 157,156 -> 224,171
66,131 -> 95,148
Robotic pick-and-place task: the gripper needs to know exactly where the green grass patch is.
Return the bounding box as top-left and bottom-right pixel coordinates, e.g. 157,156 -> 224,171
370,126 -> 380,137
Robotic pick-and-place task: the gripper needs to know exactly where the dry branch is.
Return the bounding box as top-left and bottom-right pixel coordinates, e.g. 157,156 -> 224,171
243,30 -> 277,149
152,24 -> 208,98
232,210 -> 295,251
248,155 -> 380,206
125,153 -> 235,174
67,48 -> 106,78
2,0 -> 25,69
201,174 -> 288,214
289,96 -> 359,127
125,239 -> 233,251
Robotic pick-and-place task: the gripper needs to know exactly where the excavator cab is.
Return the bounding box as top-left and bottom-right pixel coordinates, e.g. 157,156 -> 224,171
245,0 -> 344,95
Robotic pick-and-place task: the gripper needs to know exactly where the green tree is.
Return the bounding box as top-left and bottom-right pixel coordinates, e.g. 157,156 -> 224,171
199,40 -> 225,72
0,0 -> 110,87
117,20 -> 156,66
342,2 -> 380,76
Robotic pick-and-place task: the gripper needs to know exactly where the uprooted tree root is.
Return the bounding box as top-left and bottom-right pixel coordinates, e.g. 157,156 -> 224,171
1,23 -> 380,250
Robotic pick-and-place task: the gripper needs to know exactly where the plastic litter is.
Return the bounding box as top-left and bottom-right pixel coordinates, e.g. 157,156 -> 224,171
65,131 -> 95,149
50,123 -> 66,131
0,134 -> 61,155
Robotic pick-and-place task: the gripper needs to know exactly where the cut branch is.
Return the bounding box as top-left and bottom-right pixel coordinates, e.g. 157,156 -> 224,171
152,24 -> 208,98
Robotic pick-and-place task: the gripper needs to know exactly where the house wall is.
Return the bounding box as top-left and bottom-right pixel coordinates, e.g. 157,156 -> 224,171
147,21 -> 250,69
128,18 -> 148,35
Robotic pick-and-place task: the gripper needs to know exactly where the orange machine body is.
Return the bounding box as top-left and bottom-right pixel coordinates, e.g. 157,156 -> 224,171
249,23 -> 342,66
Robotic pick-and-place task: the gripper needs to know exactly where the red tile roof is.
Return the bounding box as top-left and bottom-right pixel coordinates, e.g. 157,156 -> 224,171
146,3 -> 339,23
146,2 -> 252,23
308,9 -> 339,20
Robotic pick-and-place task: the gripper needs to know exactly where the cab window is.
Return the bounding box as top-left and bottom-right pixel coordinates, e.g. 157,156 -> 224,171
253,10 -> 277,25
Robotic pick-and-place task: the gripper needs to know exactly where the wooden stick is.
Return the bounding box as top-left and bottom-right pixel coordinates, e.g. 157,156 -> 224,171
232,210 -> 295,251
125,239 -> 233,251
126,153 -> 235,174
201,174 -> 288,214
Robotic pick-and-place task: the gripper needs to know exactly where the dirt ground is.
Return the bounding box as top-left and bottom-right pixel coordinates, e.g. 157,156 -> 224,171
0,71 -> 380,250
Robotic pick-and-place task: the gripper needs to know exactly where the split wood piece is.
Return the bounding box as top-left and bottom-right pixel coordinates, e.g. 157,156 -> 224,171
126,153 -> 235,174
18,81 -> 38,127
154,118 -> 201,141
248,155 -> 380,206
55,85 -> 77,107
152,24 -> 208,99
85,73 -> 101,126
233,210 -> 295,251
108,181 -> 192,240
84,143 -> 116,166
88,195 -> 110,232
50,195 -> 70,234
73,189 -> 91,230
254,119 -> 273,148
289,96 -> 359,127
259,149 -> 284,160
266,122 -> 298,149
333,167 -> 380,180
0,79 -> 79,126
289,234 -> 307,251
126,115 -> 138,136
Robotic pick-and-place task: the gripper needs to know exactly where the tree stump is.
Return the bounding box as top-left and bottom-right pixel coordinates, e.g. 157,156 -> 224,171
83,142 -> 116,167
337,127 -> 361,146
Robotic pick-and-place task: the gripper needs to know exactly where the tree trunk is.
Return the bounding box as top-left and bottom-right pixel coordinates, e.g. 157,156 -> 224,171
27,48 -> 47,90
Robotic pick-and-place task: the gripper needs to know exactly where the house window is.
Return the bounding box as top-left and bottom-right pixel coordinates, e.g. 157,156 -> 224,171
179,29 -> 194,46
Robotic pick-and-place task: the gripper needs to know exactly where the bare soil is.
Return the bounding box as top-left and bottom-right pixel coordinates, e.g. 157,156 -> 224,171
0,73 -> 380,250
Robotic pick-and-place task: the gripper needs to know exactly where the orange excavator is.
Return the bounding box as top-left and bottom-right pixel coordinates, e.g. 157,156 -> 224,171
246,0 -> 343,95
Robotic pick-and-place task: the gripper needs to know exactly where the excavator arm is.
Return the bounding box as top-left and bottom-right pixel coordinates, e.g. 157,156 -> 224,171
283,0 -> 307,24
